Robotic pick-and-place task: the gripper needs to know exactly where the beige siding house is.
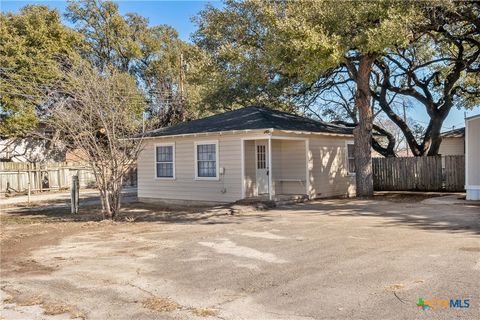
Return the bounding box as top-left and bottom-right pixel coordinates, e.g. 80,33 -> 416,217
465,114 -> 480,200
137,106 -> 355,204
438,127 -> 465,156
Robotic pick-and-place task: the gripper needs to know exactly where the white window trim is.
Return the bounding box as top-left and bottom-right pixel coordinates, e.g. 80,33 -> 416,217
345,140 -> 356,176
154,142 -> 175,180
194,140 -> 219,181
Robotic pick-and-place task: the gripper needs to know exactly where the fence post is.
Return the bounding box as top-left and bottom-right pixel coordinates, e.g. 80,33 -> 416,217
17,168 -> 20,192
71,175 -> 79,214
35,163 -> 40,191
58,167 -> 62,190
27,163 -> 31,205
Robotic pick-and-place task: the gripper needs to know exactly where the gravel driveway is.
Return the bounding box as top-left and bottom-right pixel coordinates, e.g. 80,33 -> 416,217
1,196 -> 479,319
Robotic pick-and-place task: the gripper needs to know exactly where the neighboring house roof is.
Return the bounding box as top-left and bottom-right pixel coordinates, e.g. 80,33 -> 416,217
143,106 -> 353,138
465,113 -> 480,121
440,127 -> 465,138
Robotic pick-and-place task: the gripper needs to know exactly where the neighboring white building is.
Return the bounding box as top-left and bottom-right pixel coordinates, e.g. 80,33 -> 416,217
465,114 -> 480,200
1,123 -> 57,162
0,123 -> 69,163
136,106 -> 356,204
0,137 -> 56,163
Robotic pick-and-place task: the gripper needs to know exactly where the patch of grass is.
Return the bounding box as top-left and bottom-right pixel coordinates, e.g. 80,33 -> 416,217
12,295 -> 44,306
2,293 -> 84,319
191,308 -> 218,317
0,214 -> 53,225
459,247 -> 480,252
43,303 -> 84,319
2,295 -> 15,304
385,283 -> 404,291
142,296 -> 180,312
43,303 -> 72,315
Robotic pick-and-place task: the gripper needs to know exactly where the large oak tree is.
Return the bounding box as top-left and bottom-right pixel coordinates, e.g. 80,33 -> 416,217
0,5 -> 81,137
372,2 -> 480,156
66,0 -> 213,127
195,0 -> 425,196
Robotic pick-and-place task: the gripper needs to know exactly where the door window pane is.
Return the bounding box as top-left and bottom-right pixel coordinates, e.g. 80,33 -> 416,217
257,145 -> 266,169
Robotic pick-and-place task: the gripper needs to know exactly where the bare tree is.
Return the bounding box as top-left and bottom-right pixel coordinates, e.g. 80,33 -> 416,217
49,65 -> 146,219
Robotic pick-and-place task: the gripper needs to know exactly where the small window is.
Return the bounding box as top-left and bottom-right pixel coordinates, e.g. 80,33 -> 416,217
156,144 -> 174,178
347,143 -> 355,174
196,142 -> 218,179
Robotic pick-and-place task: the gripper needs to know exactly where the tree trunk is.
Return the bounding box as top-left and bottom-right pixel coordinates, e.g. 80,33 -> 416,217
426,115 -> 445,156
102,188 -> 113,220
352,55 -> 376,197
109,177 -> 123,220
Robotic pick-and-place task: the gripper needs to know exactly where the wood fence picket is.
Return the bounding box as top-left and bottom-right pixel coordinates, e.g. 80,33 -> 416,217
372,155 -> 464,192
0,162 -> 137,193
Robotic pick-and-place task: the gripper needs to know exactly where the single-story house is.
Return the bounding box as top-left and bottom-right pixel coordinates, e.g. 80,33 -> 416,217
137,106 -> 356,204
438,127 -> 465,156
465,114 -> 480,200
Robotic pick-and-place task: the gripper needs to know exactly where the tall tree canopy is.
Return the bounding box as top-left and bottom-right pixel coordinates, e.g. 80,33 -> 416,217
66,0 -> 212,127
372,2 -> 480,156
0,5 -> 82,137
195,0 -> 425,196
1,0 -> 215,139
66,0 -> 147,73
194,0 -> 480,160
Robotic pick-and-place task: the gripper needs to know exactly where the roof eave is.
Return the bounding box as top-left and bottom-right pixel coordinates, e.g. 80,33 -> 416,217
465,114 -> 480,121
128,127 -> 353,140
272,129 -> 353,137
128,128 -> 270,140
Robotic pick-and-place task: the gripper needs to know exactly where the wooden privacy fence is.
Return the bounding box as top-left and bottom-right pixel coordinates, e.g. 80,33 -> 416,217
443,155 -> 465,192
0,162 -> 137,194
372,155 -> 465,192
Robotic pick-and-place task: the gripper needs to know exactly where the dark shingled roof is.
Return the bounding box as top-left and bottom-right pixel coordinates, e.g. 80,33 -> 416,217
440,127 -> 465,138
144,106 -> 353,137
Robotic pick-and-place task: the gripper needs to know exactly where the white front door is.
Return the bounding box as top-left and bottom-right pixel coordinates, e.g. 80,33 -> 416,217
256,141 -> 269,195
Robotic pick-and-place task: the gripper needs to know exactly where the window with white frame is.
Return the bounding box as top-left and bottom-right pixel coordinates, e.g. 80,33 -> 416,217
347,143 -> 355,174
156,144 -> 174,178
195,142 -> 218,179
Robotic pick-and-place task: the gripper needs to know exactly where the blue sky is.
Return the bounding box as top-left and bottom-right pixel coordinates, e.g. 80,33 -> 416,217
2,0 -> 478,129
0,0 -> 221,40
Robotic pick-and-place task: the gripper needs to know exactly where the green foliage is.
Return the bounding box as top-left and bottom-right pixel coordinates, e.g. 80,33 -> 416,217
193,0 -> 424,110
66,0 -> 146,72
193,0 -> 301,112
66,0 -> 213,125
379,1 -> 480,109
0,5 -> 82,138
266,0 -> 422,81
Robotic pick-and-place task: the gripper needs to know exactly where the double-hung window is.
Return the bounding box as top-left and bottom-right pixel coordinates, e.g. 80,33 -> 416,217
346,142 -> 355,174
155,143 -> 175,179
195,141 -> 219,180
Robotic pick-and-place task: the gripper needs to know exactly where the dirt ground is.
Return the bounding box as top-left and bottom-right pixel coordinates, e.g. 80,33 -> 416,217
1,194 -> 479,319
